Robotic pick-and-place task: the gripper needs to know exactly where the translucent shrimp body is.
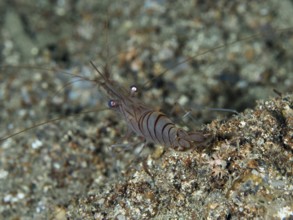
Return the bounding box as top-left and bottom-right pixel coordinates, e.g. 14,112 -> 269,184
91,62 -> 210,151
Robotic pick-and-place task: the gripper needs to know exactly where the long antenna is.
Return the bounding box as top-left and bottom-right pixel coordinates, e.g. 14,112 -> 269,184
0,108 -> 108,142
143,27 -> 293,89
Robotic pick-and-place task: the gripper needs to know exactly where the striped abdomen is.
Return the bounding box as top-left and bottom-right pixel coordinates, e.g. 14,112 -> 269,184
127,110 -> 208,151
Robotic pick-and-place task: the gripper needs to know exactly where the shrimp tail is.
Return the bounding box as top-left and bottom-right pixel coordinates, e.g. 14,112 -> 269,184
184,131 -> 211,143
173,129 -> 212,151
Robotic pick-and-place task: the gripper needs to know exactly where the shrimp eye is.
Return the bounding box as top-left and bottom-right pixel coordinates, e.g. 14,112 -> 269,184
108,100 -> 118,108
130,85 -> 138,95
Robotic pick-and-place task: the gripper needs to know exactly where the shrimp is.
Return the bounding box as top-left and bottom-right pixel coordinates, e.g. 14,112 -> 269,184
90,61 -> 211,151
0,61 -> 210,151
1,26 -> 291,148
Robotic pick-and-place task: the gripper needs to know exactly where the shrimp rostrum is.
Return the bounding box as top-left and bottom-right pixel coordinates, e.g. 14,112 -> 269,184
90,61 -> 211,151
